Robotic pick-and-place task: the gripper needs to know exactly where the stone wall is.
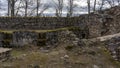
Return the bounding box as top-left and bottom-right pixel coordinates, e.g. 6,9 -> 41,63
0,16 -> 91,38
0,48 -> 11,61
105,37 -> 120,61
0,31 -> 63,47
0,17 -> 82,30
12,31 -> 38,47
0,10 -> 119,38
0,28 -> 85,47
98,6 -> 120,35
87,14 -> 103,38
0,33 -> 12,47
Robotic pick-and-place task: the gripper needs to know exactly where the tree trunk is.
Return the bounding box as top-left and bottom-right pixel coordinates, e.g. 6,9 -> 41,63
11,0 -> 15,17
67,0 -> 74,17
87,0 -> 90,14
99,0 -> 105,11
25,1 -> 28,17
36,0 -> 38,16
93,0 -> 96,12
8,0 -> 11,16
54,0 -> 63,17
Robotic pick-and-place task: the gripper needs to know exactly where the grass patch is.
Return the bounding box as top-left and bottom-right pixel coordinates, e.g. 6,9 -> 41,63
0,27 -> 81,34
100,45 -> 120,68
11,49 -> 26,57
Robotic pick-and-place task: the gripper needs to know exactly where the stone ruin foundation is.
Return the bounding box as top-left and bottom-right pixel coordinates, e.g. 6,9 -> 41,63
106,37 -> 120,61
0,27 -> 86,48
0,48 -> 11,62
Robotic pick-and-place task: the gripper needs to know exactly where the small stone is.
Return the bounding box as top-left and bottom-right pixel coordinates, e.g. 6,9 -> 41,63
112,51 -> 116,54
64,55 -> 69,59
23,54 -> 27,57
93,65 -> 99,68
114,58 -> 118,61
60,57 -> 64,59
68,65 -> 72,68
73,41 -> 78,44
97,47 -> 101,49
112,55 -> 117,58
40,47 -> 49,53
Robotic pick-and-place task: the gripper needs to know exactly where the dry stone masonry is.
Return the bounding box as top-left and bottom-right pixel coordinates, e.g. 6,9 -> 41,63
0,29 -> 83,47
106,37 -> 120,61
0,13 -> 117,38
0,48 -> 11,62
0,17 -> 79,30
12,31 -> 38,47
0,6 -> 119,39
0,6 -> 120,61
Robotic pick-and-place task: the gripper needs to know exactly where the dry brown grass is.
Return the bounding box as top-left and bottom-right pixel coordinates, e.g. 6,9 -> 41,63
0,43 -> 120,68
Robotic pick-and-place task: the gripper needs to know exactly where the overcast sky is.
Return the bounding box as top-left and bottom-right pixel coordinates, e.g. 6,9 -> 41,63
0,0 -> 116,16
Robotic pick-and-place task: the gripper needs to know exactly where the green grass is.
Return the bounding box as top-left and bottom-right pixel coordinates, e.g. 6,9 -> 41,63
11,49 -> 27,57
0,27 -> 81,34
2,48 -> 49,68
99,45 -> 120,68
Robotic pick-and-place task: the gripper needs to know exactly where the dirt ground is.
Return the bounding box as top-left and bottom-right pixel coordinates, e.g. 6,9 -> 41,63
0,42 -> 120,68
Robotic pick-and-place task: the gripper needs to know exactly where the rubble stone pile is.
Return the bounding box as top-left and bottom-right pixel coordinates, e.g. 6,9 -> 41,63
106,37 -> 120,61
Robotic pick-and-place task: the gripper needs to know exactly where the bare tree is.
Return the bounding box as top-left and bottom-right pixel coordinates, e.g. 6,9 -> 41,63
15,0 -> 23,16
13,0 -> 49,17
18,0 -> 33,17
36,0 -> 49,16
99,0 -> 106,11
7,0 -> 18,17
11,0 -> 15,16
117,0 -> 120,5
37,5 -> 49,16
67,0 -> 75,17
87,0 -> 90,14
28,4 -> 49,16
36,0 -> 40,16
105,0 -> 116,7
24,0 -> 28,17
98,0 -> 120,12
21,0 -> 34,17
23,0 -> 49,17
7,0 -> 11,16
53,0 -> 64,17
26,0 -> 48,16
93,0 -> 97,12
113,0 -> 120,5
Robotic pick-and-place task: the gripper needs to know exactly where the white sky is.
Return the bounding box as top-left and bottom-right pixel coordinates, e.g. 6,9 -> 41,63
0,0 -> 116,16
